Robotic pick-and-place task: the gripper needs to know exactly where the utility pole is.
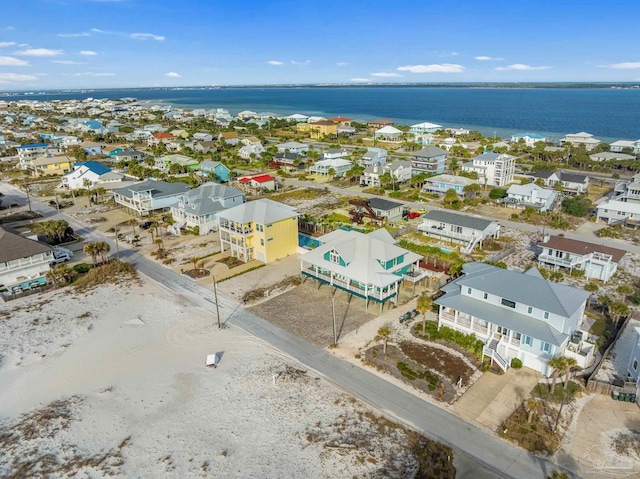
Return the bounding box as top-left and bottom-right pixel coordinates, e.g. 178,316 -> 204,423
114,222 -> 120,259
54,192 -> 61,217
331,297 -> 337,345
25,183 -> 32,212
213,274 -> 221,329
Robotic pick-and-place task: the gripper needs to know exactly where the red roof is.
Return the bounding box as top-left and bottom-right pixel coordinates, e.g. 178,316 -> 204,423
153,132 -> 175,139
239,174 -> 275,184
330,116 -> 352,122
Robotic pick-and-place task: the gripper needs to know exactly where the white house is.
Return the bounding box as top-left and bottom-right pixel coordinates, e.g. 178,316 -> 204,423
0,226 -> 53,292
561,132 -> 601,151
308,158 -> 352,177
434,262 -> 592,374
538,235 -> 625,283
300,228 -> 422,309
374,126 -> 403,141
461,152 -> 516,187
169,182 -> 245,235
360,160 -> 412,187
192,132 -> 213,142
112,180 -> 191,216
610,140 -> 640,154
418,210 -> 500,253
422,174 -> 481,197
505,183 -> 558,212
510,133 -> 546,147
322,149 -> 349,160
61,161 -> 113,190
410,122 -> 442,135
531,170 -> 589,194
589,152 -> 635,162
276,141 -> 309,154
238,143 -> 265,160
368,197 -> 405,222
597,173 -> 640,224
361,147 -> 387,166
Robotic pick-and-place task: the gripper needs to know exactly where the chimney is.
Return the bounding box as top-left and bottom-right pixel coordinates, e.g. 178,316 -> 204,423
543,234 -> 550,244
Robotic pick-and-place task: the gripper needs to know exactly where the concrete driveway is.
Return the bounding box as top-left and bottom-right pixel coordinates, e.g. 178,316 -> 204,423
453,367 -> 541,432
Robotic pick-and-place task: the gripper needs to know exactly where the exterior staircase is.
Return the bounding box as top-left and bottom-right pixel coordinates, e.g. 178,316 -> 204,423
483,338 -> 509,372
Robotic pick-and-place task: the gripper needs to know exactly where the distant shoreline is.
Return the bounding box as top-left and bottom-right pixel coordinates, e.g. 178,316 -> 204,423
2,83 -> 640,96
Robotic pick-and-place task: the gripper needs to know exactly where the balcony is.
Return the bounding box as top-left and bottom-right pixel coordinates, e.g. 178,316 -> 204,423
219,222 -> 252,235
0,255 -> 51,273
418,224 -> 475,243
302,267 -> 391,301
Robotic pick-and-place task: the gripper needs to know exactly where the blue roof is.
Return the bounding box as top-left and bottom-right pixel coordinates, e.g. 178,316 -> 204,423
17,143 -> 48,149
84,120 -> 103,129
76,161 -> 111,175
512,132 -> 545,139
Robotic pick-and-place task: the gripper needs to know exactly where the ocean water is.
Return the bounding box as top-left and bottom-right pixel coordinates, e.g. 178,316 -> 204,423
5,87 -> 640,141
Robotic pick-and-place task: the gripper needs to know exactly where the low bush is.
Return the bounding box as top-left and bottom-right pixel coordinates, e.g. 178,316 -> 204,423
396,361 -> 440,390
510,358 -> 523,369
72,263 -> 91,274
416,323 -> 484,361
73,260 -> 138,291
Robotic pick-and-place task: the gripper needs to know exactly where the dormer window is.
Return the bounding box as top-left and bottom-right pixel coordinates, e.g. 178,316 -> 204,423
329,251 -> 341,264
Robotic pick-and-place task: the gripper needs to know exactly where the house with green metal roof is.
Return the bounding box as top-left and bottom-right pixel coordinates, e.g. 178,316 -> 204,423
434,262 -> 592,374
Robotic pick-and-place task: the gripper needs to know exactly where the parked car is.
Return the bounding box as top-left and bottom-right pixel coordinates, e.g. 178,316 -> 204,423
50,251 -> 71,266
140,221 -> 156,230
416,209 -> 427,214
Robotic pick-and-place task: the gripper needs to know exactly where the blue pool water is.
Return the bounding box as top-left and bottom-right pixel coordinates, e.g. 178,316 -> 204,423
298,233 -> 322,249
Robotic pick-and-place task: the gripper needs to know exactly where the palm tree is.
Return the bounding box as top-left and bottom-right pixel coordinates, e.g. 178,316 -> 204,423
46,264 -> 75,286
616,284 -> 633,300
563,357 -> 578,389
584,282 -> 599,308
546,356 -> 567,394
598,294 -> 612,314
416,294 -> 433,332
376,325 -> 391,354
83,242 -> 98,265
189,256 -> 200,273
609,301 -> 630,326
525,397 -> 540,425
95,241 -> 111,264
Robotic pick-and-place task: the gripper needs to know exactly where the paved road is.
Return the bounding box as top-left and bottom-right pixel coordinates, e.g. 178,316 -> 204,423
0,181 -> 570,479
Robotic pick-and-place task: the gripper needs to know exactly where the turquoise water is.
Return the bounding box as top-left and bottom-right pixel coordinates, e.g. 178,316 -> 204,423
298,233 -> 322,249
440,247 -> 452,254
3,87 -> 640,141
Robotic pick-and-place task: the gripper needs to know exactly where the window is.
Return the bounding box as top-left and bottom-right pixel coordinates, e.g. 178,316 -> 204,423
527,306 -> 533,314
483,292 -> 488,300
544,311 -> 549,320
501,298 -> 516,308
540,342 -> 551,353
467,287 -> 472,295
256,224 -> 263,232
634,359 -> 639,371
329,251 -> 340,264
260,239 -> 264,246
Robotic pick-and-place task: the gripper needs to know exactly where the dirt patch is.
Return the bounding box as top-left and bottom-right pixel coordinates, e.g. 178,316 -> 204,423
248,281 -> 376,347
242,275 -> 303,304
398,341 -> 474,384
364,344 -> 457,404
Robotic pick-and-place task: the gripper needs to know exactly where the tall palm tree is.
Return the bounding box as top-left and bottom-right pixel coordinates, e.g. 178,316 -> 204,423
584,282 -> 599,308
376,325 -> 391,354
525,397 -> 540,425
189,256 -> 200,273
95,241 -> 111,264
609,301 -> 630,326
416,294 -> 433,333
546,356 -> 567,394
83,242 -> 98,265
563,357 -> 578,389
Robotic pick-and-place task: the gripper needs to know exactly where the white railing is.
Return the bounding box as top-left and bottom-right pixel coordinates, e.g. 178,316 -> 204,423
0,256 -> 51,273
483,346 -> 509,371
302,268 -> 389,300
417,224 -> 476,243
219,222 -> 252,235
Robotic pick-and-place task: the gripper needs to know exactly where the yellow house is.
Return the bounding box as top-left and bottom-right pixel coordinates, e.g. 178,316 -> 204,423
296,120 -> 338,140
29,155 -> 76,177
218,198 -> 298,263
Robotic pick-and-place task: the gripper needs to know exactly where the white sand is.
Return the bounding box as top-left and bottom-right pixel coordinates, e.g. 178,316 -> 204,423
0,277 -> 423,478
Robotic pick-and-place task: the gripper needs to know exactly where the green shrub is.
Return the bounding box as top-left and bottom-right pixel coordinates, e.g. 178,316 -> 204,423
73,263 -> 91,274
416,323 -> 484,361
511,358 -> 523,369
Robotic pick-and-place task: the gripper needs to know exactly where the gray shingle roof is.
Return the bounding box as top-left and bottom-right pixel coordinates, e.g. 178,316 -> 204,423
0,226 -> 52,263
173,182 -> 244,217
112,180 -> 190,199
413,146 -> 447,159
422,210 -> 494,231
368,197 -> 404,211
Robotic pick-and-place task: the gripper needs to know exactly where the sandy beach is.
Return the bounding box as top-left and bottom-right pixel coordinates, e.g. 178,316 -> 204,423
0,276 -> 430,478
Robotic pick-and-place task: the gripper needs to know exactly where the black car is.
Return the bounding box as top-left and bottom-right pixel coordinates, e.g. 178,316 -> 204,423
140,221 -> 156,230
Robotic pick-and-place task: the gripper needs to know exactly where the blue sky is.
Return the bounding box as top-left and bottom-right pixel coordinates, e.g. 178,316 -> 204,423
1,0 -> 640,90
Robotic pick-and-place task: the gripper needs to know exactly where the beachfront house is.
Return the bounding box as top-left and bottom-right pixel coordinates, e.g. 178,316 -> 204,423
610,140 -> 640,155
510,133 -> 547,147
418,210 -> 499,253
297,121 -> 338,139
374,126 -> 403,141
169,182 -> 245,235
300,228 -> 422,310
560,132 -> 601,151
505,183 -> 558,212
410,146 -> 447,175
531,170 -> 589,194
461,152 -> 516,187
308,158 -> 352,177
410,122 -> 442,135
367,119 -> 394,128
434,262 -> 592,374
218,198 -> 298,263
538,235 -> 625,283
0,226 -> 53,293
199,160 -> 230,182
112,180 -> 191,216
422,174 -> 481,197
589,152 -> 636,162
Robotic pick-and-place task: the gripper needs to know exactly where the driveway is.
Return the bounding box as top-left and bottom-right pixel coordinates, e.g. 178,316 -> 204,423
453,367 -> 541,432
555,395 -> 640,478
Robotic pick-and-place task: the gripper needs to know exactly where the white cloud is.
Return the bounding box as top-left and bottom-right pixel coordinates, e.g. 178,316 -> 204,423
53,60 -> 84,65
267,60 -> 283,65
130,33 -> 165,41
599,62 -> 640,69
371,72 -> 402,78
350,78 -> 371,82
79,50 -> 97,56
451,52 -> 459,56
397,63 -> 465,73
336,62 -> 348,67
0,56 -> 29,66
58,33 -> 90,37
164,72 -> 181,78
91,28 -> 106,33
73,72 -> 115,77
475,55 -> 504,61
495,63 -> 551,71
0,72 -> 37,83
291,60 -> 310,65
0,41 -> 16,47
15,48 -> 63,57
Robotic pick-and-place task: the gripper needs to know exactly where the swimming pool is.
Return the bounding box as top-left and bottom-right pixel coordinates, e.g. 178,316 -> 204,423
298,233 -> 322,249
